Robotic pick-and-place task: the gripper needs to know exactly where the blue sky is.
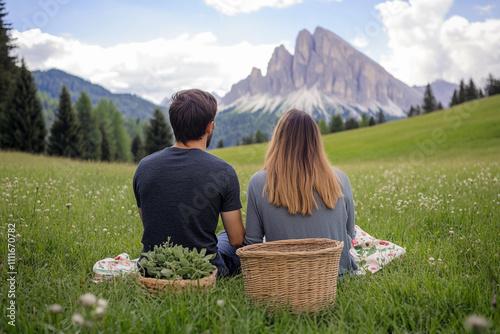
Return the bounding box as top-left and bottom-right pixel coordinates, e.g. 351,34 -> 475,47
5,0 -> 500,104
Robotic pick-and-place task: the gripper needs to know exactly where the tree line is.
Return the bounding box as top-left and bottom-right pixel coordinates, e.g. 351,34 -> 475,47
0,1 -> 173,163
317,110 -> 386,135
0,66 -> 173,163
408,74 -> 500,117
234,109 -> 388,147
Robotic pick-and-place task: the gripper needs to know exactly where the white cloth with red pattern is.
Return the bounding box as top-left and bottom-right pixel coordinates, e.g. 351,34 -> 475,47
350,225 -> 406,275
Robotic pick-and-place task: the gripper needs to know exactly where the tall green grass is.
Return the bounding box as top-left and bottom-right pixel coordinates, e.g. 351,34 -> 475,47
1,96 -> 499,333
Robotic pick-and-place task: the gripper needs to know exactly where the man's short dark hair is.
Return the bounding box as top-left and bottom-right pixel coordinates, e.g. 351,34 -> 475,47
168,89 -> 217,145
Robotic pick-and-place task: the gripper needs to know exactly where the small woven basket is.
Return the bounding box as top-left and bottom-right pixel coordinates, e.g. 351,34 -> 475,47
236,238 -> 344,313
139,269 -> 217,294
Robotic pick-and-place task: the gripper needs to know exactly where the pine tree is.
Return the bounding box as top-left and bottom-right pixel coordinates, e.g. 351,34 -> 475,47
316,119 -> 329,135
377,110 -> 386,124
345,118 -> 359,130
47,85 -> 83,158
94,99 -> 116,160
216,138 -> 224,148
437,102 -> 443,110
478,89 -> 484,99
110,101 -> 131,162
255,129 -> 268,143
485,73 -> 500,96
422,83 -> 437,113
0,60 -> 46,153
330,114 -> 344,133
458,79 -> 466,104
415,105 -> 422,116
145,108 -> 173,154
408,106 -> 416,118
466,78 -> 478,101
360,113 -> 369,127
76,91 -> 100,160
0,1 -> 17,119
449,89 -> 458,107
100,123 -> 110,162
368,116 -> 376,126
131,133 -> 145,163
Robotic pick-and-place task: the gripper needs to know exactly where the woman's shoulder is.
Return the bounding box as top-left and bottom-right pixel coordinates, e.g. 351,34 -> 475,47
332,168 -> 352,189
248,169 -> 267,188
332,167 -> 348,180
250,169 -> 267,182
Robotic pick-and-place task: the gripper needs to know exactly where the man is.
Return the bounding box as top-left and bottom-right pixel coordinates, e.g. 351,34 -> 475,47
133,89 -> 245,276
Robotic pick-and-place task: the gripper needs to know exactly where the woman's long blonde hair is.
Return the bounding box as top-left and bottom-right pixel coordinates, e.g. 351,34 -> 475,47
264,109 -> 343,215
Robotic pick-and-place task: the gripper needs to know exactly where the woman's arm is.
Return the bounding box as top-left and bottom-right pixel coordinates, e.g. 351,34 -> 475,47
342,172 -> 356,240
243,173 -> 265,245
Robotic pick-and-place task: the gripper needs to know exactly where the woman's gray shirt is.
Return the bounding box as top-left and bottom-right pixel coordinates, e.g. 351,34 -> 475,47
244,169 -> 358,274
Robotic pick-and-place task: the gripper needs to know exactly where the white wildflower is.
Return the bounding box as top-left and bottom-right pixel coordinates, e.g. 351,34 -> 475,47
217,299 -> 225,307
48,303 -> 63,314
71,313 -> 84,325
78,293 -> 97,307
97,298 -> 108,308
464,314 -> 491,332
93,306 -> 106,319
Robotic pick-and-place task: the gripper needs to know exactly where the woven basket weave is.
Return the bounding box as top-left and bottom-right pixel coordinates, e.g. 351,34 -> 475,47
236,238 -> 343,313
139,269 -> 217,294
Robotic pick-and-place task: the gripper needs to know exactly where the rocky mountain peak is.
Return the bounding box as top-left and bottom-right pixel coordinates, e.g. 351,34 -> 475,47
250,67 -> 263,79
293,29 -> 314,88
267,45 -> 293,75
220,26 -> 422,118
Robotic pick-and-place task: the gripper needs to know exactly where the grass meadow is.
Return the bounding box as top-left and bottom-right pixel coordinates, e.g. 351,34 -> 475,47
1,96 -> 499,333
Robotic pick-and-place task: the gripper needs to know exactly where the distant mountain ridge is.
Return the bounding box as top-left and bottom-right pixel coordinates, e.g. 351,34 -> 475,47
32,69 -> 160,120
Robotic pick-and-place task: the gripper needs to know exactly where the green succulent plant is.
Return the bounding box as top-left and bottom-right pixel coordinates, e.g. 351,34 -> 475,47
139,237 -> 216,280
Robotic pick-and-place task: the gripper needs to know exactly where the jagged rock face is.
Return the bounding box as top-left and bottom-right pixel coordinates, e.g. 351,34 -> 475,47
266,45 -> 294,95
292,29 -> 314,89
221,26 -> 422,116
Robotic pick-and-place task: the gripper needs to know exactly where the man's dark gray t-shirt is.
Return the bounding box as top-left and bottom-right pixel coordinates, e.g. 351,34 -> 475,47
133,147 -> 242,256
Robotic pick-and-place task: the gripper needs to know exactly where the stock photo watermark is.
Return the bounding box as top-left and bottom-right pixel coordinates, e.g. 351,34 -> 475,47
5,222 -> 17,327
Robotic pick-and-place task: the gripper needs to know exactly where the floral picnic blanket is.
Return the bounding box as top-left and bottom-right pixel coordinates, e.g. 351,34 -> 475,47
93,226 -> 405,281
92,253 -> 138,283
350,225 -> 406,275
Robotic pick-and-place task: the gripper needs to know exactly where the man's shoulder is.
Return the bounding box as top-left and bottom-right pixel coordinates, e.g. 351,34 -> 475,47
199,151 -> 236,170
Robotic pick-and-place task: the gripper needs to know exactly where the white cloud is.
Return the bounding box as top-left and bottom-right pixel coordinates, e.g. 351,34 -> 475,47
204,0 -> 303,16
349,37 -> 368,48
12,29 -> 282,104
375,0 -> 500,87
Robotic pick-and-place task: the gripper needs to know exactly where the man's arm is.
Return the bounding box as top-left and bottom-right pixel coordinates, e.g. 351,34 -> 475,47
138,207 -> 143,221
221,210 -> 245,247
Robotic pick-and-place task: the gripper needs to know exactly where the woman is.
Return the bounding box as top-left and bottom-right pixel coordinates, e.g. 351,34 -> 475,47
244,109 -> 358,274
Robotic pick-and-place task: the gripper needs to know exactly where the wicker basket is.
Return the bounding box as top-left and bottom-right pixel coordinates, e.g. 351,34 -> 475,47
236,239 -> 344,313
139,269 -> 217,294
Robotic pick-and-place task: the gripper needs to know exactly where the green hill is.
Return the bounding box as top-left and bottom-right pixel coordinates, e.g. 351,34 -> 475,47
32,69 -> 162,120
212,95 -> 500,166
